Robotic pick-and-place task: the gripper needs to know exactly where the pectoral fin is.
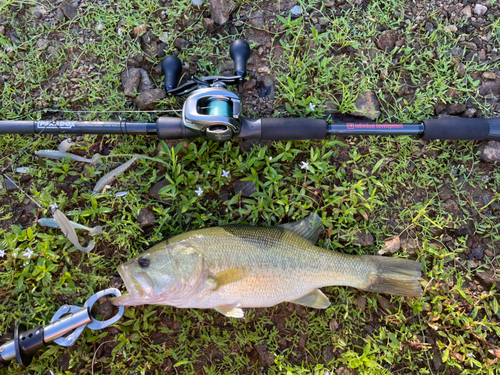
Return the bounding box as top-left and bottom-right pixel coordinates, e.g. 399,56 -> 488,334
277,213 -> 323,244
292,289 -> 330,309
209,266 -> 247,291
215,304 -> 244,318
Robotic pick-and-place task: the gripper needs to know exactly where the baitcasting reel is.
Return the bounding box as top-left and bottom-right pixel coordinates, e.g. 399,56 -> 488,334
160,39 -> 251,141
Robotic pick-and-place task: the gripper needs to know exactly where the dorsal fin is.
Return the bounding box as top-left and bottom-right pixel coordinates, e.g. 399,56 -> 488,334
277,213 -> 323,244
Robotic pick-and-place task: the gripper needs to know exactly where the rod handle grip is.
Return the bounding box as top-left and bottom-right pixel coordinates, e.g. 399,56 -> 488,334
422,118 -> 500,141
261,118 -> 327,140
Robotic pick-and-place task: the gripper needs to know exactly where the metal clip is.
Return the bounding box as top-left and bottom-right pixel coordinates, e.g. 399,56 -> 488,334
50,288 -> 125,347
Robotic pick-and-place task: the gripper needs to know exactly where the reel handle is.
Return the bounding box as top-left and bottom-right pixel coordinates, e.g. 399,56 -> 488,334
161,55 -> 182,90
229,39 -> 251,77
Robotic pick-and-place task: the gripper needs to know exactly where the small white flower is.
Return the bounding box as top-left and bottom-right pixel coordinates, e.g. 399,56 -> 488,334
49,203 -> 58,212
195,187 -> 203,196
269,156 -> 273,161
0,249 -> 5,258
300,161 -> 310,171
117,28 -> 123,35
221,170 -> 229,178
23,248 -> 34,259
309,102 -> 316,111
207,171 -> 210,174
467,352 -> 475,358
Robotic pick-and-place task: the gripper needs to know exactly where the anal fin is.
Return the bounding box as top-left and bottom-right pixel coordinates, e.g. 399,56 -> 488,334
215,304 -> 244,318
292,289 -> 330,309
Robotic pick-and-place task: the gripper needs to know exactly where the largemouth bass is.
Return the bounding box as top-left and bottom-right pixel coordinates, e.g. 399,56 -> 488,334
112,214 -> 422,318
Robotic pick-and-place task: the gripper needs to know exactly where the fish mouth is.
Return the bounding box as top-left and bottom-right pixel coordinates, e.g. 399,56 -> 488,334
111,264 -> 146,306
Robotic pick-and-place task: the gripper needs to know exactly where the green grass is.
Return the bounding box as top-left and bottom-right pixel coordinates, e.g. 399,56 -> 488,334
1,0 -> 500,374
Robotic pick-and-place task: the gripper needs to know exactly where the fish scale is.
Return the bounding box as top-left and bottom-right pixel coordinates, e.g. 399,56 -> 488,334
112,215 -> 423,318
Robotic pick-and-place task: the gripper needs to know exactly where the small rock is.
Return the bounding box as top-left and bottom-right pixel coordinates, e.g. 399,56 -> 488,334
379,235 -> 400,255
461,5 -> 472,18
243,78 -> 256,90
447,103 -> 466,115
55,8 -> 65,20
3,175 -> 17,191
233,180 -> 257,197
174,37 -> 189,50
98,298 -> 115,320
433,349 -> 442,372
209,0 -> 230,25
47,46 -> 58,55
400,237 -> 418,255
438,185 -> 453,200
322,345 -> 335,363
459,41 -> 477,51
425,22 -> 434,34
467,259 -> 478,269
149,179 -> 171,202
475,270 -> 500,289
434,101 -> 447,115
0,25 -> 4,35
257,66 -> 271,74
377,295 -> 394,313
463,108 -> 477,118
122,69 -> 142,97
479,81 -> 500,96
61,3 -> 78,20
290,5 -> 302,17
254,344 -> 275,367
138,69 -> 152,93
479,49 -> 486,61
35,39 -> 50,50
357,296 -> 366,310
133,24 -> 147,37
472,246 -> 484,260
353,230 -> 374,247
250,10 -> 264,28
376,30 -> 398,51
474,4 -> 488,16
353,91 -> 380,120
478,141 -> 500,162
137,207 -> 155,230
258,75 -> 275,100
135,89 -> 165,110
442,199 -> 461,219
444,25 -> 457,33
457,63 -> 466,78
483,72 -> 497,80
202,18 -> 215,32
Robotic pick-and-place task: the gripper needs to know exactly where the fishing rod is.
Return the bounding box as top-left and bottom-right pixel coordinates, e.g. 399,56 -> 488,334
0,39 -> 499,143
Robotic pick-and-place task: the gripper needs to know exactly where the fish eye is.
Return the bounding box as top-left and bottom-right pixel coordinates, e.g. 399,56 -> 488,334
138,257 -> 150,268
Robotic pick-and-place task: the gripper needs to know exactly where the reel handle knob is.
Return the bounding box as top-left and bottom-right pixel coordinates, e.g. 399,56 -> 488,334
229,39 -> 251,77
161,55 -> 182,91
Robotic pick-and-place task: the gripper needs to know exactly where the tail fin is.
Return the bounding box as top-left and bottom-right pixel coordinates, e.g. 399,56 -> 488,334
362,256 -> 423,297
